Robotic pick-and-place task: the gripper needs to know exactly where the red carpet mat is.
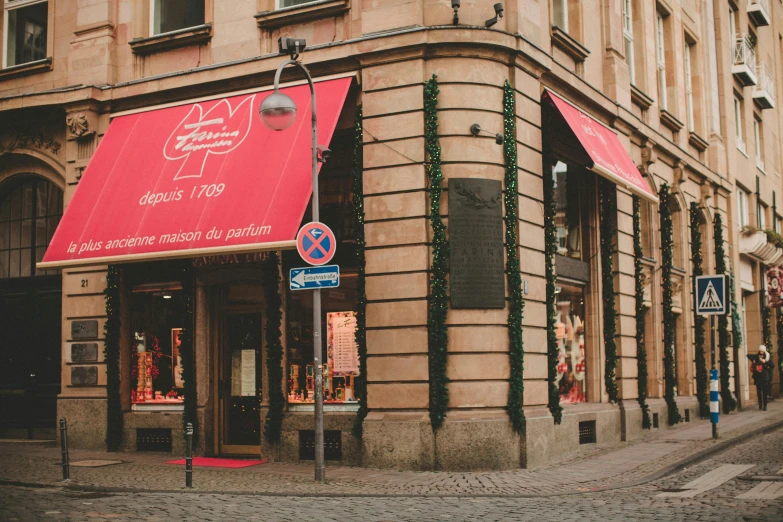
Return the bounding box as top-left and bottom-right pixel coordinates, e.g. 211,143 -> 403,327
165,457 -> 267,468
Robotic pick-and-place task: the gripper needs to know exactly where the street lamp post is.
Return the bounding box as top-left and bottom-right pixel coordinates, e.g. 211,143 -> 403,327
260,38 -> 326,483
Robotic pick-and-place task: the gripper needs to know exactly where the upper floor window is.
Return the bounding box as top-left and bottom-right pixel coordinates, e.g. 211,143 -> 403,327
151,0 -> 204,35
655,12 -> 668,111
729,6 -> 737,45
0,177 -> 62,278
3,0 -> 48,68
753,117 -> 764,170
684,41 -> 695,132
623,0 -> 635,85
758,203 -> 767,230
278,0 -> 319,8
734,95 -> 746,153
553,0 -> 568,32
737,188 -> 750,229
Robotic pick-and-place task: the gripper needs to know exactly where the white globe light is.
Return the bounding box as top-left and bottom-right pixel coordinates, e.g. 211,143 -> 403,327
259,91 -> 297,131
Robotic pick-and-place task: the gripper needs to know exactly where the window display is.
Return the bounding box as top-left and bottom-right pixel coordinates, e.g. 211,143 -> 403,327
555,283 -> 587,403
553,161 -> 583,260
130,282 -> 185,407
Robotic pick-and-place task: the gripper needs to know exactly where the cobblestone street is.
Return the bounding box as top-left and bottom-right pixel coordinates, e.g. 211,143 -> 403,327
2,427 -> 783,521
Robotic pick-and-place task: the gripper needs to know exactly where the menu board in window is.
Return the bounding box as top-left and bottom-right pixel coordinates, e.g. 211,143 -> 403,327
327,311 -> 359,375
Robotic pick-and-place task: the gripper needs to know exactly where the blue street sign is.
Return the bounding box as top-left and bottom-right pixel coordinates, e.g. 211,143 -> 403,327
289,265 -> 340,291
695,275 -> 727,316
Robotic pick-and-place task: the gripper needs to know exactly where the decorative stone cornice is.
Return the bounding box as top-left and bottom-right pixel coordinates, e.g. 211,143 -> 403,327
66,112 -> 96,140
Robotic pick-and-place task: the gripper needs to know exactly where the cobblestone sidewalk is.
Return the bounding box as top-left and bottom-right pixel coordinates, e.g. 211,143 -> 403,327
1,402 -> 782,498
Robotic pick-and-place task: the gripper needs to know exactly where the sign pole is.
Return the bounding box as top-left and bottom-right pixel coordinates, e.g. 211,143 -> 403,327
696,274 -> 725,441
710,314 -> 719,439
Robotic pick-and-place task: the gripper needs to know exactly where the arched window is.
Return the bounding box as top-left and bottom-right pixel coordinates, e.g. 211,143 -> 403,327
0,177 -> 62,278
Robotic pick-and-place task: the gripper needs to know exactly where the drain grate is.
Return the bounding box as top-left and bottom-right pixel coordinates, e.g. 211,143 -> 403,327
136,428 -> 172,452
578,420 -> 596,445
299,430 -> 342,460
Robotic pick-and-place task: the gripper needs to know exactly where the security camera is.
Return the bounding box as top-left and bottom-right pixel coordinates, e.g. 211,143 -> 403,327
451,0 -> 460,8
485,2 -> 504,27
278,37 -> 307,58
317,146 -> 332,163
452,0 -> 460,24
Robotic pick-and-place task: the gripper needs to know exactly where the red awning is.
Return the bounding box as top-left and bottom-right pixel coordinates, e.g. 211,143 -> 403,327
542,90 -> 657,203
39,77 -> 352,268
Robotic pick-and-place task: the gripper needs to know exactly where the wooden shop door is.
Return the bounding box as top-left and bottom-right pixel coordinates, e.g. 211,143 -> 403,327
217,309 -> 263,455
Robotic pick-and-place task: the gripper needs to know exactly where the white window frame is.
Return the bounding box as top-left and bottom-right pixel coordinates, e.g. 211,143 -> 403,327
553,0 -> 569,32
737,189 -> 750,229
149,0 -> 205,37
729,7 -> 737,49
759,204 -> 767,230
734,96 -> 745,153
276,0 -> 319,9
684,42 -> 694,132
2,0 -> 48,70
754,118 -> 764,171
623,0 -> 635,85
656,13 -> 667,111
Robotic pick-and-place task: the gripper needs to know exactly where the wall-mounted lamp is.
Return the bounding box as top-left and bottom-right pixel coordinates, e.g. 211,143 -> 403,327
451,0 -> 460,25
485,2 -> 504,27
470,123 -> 504,145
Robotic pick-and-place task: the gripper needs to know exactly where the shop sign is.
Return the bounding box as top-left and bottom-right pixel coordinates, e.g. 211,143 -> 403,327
448,178 -> 505,309
38,77 -> 352,268
71,366 -> 98,386
71,320 -> 99,340
70,343 -> 99,363
767,266 -> 783,308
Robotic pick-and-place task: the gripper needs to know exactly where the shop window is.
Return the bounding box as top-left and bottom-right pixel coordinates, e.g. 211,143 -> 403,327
283,129 -> 358,407
555,282 -> 587,404
670,199 -> 684,270
151,0 -> 205,35
128,271 -> 186,407
3,0 -> 48,68
639,198 -> 655,259
553,161 -> 584,261
0,177 -> 62,278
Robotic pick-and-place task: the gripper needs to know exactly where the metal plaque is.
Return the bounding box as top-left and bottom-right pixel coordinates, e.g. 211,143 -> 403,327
448,178 -> 506,308
71,320 -> 99,340
71,366 -> 98,386
71,343 -> 99,363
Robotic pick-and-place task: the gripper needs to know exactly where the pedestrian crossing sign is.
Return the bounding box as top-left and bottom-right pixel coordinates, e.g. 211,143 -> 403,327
695,275 -> 728,316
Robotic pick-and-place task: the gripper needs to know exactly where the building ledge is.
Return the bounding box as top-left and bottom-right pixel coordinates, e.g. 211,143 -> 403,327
0,57 -> 52,82
130,23 -> 212,56
551,26 -> 590,62
631,85 -> 654,110
660,109 -> 684,132
688,132 -> 709,152
255,0 -> 350,29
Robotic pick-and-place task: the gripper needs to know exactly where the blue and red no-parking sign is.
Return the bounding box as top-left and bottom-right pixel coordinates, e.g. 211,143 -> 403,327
296,222 -> 336,266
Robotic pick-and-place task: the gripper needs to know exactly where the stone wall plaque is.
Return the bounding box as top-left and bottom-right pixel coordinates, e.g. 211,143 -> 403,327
71,343 -> 99,363
71,320 -> 99,339
71,366 -> 99,386
448,178 -> 506,308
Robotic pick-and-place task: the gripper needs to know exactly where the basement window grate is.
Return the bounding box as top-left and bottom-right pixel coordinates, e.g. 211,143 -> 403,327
299,430 -> 342,461
653,413 -> 659,428
136,428 -> 172,452
578,420 -> 596,445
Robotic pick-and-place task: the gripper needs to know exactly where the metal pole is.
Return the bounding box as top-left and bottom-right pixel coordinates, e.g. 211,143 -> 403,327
710,316 -> 719,439
185,422 -> 193,488
59,417 -> 70,481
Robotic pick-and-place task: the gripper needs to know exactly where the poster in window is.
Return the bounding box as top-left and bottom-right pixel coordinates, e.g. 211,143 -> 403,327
171,328 -> 184,388
327,311 -> 359,375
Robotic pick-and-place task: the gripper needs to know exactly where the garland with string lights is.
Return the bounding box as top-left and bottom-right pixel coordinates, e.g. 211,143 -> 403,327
777,310 -> 783,388
104,265 -> 123,451
543,152 -> 563,424
633,197 -> 652,429
762,291 -> 772,350
502,80 -> 525,433
425,74 -> 449,430
262,252 -> 285,444
689,203 -> 709,419
599,179 -> 619,403
352,106 -> 368,439
728,269 -> 744,407
659,184 -> 681,426
180,263 -> 197,440
713,213 -> 737,413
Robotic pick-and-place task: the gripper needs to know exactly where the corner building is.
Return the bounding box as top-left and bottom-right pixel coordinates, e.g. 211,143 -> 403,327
1,0 -> 782,471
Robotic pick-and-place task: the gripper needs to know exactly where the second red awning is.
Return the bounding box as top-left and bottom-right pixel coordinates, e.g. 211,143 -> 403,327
543,90 -> 657,203
39,77 -> 352,268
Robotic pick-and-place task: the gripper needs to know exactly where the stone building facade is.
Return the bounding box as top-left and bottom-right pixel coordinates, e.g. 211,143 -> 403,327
0,0 -> 782,471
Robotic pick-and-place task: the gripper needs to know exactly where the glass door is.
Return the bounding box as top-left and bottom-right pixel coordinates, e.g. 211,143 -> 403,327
218,311 -> 263,455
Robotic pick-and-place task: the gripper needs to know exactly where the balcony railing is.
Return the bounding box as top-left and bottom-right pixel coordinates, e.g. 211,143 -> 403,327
733,36 -> 757,86
753,62 -> 776,109
748,0 -> 771,27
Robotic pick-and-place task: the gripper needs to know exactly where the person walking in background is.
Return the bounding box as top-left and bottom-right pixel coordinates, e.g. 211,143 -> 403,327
759,345 -> 774,402
750,347 -> 769,411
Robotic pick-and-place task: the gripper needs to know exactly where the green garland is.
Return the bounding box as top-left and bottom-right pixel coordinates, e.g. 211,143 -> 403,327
762,291 -> 772,349
658,184 -> 681,426
728,270 -> 743,409
713,213 -> 737,413
104,265 -> 123,451
502,80 -> 525,433
543,155 -> 563,424
262,252 -> 284,443
599,179 -> 619,403
352,106 -> 368,438
689,203 -> 709,419
632,197 -> 652,429
179,263 -> 197,440
424,74 -> 449,430
777,309 -> 783,389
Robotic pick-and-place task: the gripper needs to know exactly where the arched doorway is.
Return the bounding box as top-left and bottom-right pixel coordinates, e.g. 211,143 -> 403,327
0,176 -> 63,439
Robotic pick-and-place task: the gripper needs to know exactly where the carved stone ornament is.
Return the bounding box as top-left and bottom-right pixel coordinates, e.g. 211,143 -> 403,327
66,112 -> 94,139
0,132 -> 61,156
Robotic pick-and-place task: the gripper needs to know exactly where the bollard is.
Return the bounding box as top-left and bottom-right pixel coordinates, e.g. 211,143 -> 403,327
185,422 -> 193,489
710,369 -> 719,439
59,417 -> 70,481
